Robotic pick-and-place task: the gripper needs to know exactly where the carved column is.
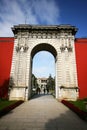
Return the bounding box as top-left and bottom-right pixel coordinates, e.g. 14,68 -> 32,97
9,36 -> 29,100
59,36 -> 78,100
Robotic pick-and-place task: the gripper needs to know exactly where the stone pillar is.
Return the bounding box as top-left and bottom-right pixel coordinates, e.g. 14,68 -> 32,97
55,57 -> 58,98
59,36 -> 78,100
9,36 -> 29,100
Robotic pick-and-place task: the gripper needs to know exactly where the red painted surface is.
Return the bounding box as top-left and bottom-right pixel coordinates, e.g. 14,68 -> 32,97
0,37 -> 87,99
75,38 -> 87,99
0,37 -> 14,98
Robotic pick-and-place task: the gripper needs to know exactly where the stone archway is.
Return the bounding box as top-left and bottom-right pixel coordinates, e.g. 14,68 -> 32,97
31,43 -> 57,97
31,43 -> 57,58
9,24 -> 79,101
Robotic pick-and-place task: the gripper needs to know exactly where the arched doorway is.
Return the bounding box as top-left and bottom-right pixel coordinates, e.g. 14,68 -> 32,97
30,43 -> 57,97
9,24 -> 79,101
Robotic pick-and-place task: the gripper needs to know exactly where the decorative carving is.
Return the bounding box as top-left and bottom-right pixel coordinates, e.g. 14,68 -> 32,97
60,38 -> 73,52
16,44 -> 29,52
16,44 -> 21,52
23,44 -> 29,52
67,43 -> 72,52
28,32 -> 59,39
60,85 -> 79,92
60,44 -> 65,52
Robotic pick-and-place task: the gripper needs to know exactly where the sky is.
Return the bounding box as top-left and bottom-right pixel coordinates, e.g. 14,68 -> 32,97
0,0 -> 87,78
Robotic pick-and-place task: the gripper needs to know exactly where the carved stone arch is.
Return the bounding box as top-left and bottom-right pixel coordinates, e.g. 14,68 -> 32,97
9,24 -> 79,101
31,43 -> 57,59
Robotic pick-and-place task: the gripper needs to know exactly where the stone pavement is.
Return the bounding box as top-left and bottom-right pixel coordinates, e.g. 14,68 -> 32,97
0,94 -> 87,130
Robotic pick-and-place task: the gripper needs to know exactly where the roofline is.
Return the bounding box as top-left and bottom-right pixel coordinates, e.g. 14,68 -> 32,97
12,24 -> 78,35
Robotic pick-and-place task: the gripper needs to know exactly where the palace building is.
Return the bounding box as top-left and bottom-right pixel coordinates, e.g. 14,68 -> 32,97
37,78 -> 48,89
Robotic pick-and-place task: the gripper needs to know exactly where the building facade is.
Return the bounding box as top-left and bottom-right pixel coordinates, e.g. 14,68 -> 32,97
37,78 -> 47,89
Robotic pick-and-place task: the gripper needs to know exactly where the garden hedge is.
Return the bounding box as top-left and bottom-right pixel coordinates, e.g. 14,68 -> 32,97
61,100 -> 87,120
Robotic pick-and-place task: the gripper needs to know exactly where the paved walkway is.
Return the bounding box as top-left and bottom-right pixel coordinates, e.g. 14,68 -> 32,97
0,94 -> 87,130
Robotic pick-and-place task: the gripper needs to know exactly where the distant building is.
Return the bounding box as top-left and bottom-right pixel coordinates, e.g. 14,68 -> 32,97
37,78 -> 48,89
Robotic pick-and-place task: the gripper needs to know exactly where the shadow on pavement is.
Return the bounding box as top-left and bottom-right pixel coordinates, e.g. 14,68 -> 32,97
44,109 -> 87,130
31,93 -> 52,100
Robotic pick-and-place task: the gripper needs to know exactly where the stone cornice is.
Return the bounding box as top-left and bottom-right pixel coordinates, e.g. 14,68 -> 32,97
12,24 -> 78,36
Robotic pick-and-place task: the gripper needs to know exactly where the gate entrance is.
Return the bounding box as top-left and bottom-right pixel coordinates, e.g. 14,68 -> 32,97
31,44 -> 57,96
9,24 -> 79,101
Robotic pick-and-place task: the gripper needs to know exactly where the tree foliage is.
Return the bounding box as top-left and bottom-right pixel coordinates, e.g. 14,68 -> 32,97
47,74 -> 55,90
31,74 -> 38,88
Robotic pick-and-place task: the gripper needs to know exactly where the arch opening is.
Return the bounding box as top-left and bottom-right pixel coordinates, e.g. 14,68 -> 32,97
30,43 -> 57,97
32,51 -> 55,77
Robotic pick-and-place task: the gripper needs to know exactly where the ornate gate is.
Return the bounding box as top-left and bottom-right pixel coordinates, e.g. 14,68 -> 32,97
9,24 -> 78,101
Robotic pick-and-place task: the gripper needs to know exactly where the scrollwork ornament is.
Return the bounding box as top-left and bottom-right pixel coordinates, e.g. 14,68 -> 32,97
23,44 -> 29,52
16,44 -> 29,53
16,44 -> 21,52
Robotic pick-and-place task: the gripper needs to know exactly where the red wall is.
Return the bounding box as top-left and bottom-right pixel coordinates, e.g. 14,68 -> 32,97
0,38 -> 14,98
75,39 -> 87,99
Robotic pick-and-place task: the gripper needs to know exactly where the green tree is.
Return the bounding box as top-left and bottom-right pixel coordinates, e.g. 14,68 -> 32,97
31,74 -> 38,89
47,74 -> 55,90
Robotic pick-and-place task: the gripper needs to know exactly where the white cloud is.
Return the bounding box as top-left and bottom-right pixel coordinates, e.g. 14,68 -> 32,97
0,0 -> 60,36
31,0 -> 60,24
0,0 -> 59,77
